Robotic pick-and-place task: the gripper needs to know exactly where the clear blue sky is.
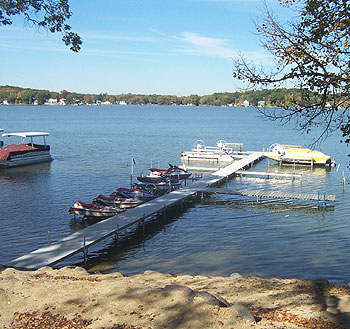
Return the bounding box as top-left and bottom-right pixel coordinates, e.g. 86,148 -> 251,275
0,0 -> 287,96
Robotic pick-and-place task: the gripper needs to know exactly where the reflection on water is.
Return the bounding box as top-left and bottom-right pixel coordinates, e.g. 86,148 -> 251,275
1,105 -> 350,285
0,162 -> 52,180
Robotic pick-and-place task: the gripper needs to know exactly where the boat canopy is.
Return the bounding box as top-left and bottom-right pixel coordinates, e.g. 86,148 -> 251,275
2,132 -> 49,138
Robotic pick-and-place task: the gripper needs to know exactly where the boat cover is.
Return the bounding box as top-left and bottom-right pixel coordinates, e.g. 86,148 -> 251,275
0,144 -> 49,161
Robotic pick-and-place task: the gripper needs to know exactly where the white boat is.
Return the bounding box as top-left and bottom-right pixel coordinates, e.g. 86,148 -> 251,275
0,132 -> 53,168
265,143 -> 332,165
180,140 -> 243,163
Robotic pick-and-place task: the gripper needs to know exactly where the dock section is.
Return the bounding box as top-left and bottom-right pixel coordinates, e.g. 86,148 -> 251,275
6,152 -> 268,269
205,188 -> 336,202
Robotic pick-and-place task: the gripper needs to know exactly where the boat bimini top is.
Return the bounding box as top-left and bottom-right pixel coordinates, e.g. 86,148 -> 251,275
2,132 -> 50,145
2,132 -> 50,138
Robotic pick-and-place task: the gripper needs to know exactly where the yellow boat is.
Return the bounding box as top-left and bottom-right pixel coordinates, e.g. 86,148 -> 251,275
265,143 -> 332,165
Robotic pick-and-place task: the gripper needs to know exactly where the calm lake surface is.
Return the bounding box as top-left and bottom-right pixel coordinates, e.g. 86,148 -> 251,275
0,105 -> 349,285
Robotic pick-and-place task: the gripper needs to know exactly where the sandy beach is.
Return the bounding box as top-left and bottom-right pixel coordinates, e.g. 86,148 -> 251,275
1,266 -> 350,328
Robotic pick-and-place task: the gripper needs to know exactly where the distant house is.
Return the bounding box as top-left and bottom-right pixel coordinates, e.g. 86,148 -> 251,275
59,98 -> 66,105
45,98 -> 58,105
2,100 -> 9,105
243,100 -> 250,107
258,100 -> 265,107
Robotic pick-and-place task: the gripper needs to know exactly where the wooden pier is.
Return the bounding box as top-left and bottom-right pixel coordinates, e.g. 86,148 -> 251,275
8,152 -> 264,269
9,150 -> 334,270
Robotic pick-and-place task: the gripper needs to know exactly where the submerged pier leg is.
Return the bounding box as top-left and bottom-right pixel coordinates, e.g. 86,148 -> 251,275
142,214 -> 145,235
116,225 -> 120,248
83,235 -> 87,267
163,205 -> 167,222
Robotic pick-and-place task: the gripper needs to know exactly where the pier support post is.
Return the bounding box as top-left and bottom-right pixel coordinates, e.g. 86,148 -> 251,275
83,235 -> 87,267
142,214 -> 145,235
342,171 -> 346,191
47,231 -> 50,245
163,205 -> 167,222
323,192 -> 326,208
116,225 -> 120,248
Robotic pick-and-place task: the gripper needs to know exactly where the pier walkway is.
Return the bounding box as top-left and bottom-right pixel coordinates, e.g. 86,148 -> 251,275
8,152 -> 264,269
205,188 -> 336,202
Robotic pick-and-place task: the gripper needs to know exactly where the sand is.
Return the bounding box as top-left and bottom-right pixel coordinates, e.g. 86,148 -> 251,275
1,266 -> 350,329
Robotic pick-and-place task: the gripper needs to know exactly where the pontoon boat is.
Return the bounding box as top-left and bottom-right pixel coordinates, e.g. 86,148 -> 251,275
0,132 -> 53,168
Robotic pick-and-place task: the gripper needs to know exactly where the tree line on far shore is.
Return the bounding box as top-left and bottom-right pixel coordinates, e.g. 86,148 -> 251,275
0,85 -> 312,108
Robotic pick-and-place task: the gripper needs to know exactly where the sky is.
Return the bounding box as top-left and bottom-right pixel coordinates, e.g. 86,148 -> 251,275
0,0 -> 290,96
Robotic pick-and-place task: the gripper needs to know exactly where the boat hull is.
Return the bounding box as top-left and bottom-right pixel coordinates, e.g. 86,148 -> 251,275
94,194 -> 143,209
265,147 -> 331,165
116,187 -> 156,201
137,175 -> 181,184
0,151 -> 53,168
69,201 -> 122,218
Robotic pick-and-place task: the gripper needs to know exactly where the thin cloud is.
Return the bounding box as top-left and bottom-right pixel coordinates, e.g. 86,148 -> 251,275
177,32 -> 235,58
177,31 -> 273,64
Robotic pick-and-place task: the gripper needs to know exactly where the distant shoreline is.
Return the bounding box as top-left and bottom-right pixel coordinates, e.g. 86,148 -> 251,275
0,85 -> 300,107
0,103 -> 260,108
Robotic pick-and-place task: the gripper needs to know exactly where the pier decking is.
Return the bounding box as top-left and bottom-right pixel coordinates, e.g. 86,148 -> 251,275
205,188 -> 336,202
9,150 -> 333,270
235,170 -> 302,179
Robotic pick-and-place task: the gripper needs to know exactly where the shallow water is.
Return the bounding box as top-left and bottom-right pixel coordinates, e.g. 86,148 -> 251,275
0,105 -> 349,285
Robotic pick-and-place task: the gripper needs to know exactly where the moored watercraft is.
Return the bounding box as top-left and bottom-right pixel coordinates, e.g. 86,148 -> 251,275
0,132 -> 53,168
115,186 -> 156,200
137,163 -> 191,184
265,143 -> 333,165
69,201 -> 123,218
135,180 -> 182,194
150,164 -> 192,180
94,194 -> 143,209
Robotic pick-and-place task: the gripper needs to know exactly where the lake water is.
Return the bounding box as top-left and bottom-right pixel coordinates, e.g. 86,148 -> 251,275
0,105 -> 349,285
